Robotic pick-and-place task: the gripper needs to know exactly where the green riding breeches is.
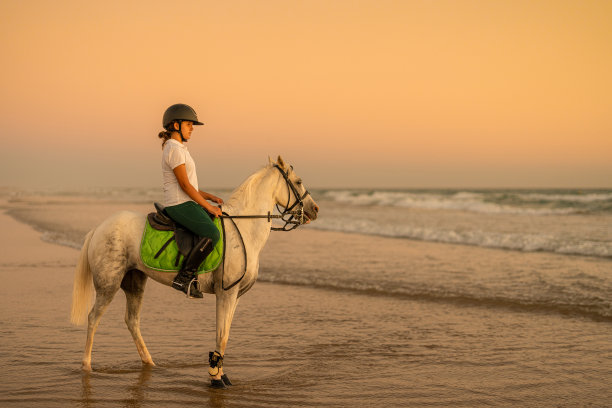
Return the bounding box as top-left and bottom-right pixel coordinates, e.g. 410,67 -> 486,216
164,200 -> 221,245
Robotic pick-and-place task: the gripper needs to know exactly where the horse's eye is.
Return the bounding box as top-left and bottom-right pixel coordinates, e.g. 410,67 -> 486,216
297,180 -> 302,185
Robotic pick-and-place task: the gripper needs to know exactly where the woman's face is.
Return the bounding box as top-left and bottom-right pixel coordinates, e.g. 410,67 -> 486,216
176,121 -> 194,141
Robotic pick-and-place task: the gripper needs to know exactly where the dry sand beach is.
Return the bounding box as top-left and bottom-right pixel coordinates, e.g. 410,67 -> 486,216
1,191 -> 611,407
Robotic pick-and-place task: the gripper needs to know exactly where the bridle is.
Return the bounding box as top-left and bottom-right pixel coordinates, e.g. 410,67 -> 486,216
271,164 -> 311,231
215,164 -> 312,291
219,164 -> 311,231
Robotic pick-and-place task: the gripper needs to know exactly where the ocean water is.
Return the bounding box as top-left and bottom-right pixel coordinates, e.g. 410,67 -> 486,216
5,187 -> 611,254
315,188 -> 612,257
1,186 -> 611,406
4,187 -> 611,320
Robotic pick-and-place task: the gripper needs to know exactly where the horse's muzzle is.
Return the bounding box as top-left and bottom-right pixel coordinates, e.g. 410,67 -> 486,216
304,204 -> 319,222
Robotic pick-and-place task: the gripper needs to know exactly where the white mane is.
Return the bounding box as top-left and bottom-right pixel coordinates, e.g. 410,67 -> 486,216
224,163 -> 275,213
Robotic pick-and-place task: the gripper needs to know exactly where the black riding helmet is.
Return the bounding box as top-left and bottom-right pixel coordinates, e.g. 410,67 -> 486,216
163,103 -> 204,142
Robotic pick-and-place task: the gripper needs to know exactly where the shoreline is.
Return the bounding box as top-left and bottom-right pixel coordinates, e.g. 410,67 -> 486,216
0,210 -> 79,266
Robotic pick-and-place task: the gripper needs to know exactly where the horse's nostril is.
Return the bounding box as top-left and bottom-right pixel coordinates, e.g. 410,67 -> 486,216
314,205 -> 320,213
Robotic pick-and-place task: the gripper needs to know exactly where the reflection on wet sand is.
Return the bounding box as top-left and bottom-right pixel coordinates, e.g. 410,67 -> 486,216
208,387 -> 228,408
80,372 -> 92,408
80,367 -> 153,408
79,366 -> 229,408
123,367 -> 152,408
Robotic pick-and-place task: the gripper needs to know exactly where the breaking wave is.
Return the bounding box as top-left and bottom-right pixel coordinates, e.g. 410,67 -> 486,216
311,218 -> 612,258
320,189 -> 612,215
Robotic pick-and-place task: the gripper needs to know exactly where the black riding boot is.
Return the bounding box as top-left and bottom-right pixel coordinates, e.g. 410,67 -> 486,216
172,237 -> 213,298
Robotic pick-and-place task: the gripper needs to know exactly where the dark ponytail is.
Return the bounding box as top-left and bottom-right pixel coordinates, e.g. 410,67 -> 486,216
158,129 -> 173,148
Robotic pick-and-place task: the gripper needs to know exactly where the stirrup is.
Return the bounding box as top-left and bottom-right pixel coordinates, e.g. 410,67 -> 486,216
186,277 -> 202,299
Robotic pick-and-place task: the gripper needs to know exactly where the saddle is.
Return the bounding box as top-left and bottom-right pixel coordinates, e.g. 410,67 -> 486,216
148,202 -> 200,261
140,203 -> 223,273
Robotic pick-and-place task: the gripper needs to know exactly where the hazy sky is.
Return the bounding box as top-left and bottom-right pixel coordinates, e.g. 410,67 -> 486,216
1,0 -> 610,189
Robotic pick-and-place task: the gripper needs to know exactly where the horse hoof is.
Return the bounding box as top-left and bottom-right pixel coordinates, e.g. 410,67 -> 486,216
221,374 -> 232,386
210,379 -> 227,389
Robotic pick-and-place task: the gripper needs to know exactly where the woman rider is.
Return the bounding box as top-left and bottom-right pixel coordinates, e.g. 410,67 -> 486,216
158,103 -> 222,298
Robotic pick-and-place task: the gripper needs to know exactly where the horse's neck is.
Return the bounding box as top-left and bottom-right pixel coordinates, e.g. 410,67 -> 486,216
224,168 -> 280,255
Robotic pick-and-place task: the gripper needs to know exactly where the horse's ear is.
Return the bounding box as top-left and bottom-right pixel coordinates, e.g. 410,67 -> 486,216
277,155 -> 286,169
268,156 -> 274,166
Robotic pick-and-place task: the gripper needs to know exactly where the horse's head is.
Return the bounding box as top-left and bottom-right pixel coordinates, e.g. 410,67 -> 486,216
270,156 -> 319,225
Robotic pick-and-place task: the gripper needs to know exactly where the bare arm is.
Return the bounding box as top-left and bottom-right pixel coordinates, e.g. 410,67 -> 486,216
173,164 -> 222,217
199,190 -> 224,204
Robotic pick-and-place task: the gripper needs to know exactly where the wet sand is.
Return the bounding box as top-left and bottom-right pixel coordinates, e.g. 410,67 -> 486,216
1,209 -> 611,407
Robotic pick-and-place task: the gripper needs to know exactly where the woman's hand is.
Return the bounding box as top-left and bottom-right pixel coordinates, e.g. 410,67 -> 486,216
213,196 -> 224,205
206,205 -> 223,218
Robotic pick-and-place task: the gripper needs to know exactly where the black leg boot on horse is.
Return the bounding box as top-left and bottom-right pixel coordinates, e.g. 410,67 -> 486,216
172,237 -> 213,298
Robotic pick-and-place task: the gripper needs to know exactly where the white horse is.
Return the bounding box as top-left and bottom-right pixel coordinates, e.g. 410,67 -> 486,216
70,156 -> 319,387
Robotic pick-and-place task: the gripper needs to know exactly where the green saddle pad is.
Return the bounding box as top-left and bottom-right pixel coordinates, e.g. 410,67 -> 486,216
140,217 -> 223,274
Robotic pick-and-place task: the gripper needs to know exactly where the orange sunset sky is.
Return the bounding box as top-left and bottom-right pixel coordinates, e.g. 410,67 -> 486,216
1,0 -> 610,189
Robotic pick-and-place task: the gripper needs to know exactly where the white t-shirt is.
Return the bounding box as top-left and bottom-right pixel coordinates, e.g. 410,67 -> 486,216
161,139 -> 199,206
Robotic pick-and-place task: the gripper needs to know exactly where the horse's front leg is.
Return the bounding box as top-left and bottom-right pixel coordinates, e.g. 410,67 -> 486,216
210,286 -> 239,388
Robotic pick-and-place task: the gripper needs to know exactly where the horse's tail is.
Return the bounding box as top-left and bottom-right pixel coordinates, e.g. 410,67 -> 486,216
71,229 -> 95,325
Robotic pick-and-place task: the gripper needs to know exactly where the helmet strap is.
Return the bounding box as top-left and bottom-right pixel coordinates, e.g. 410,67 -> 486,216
175,120 -> 185,142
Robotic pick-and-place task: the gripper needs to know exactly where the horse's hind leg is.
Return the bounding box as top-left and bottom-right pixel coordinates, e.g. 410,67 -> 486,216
82,286 -> 120,371
121,269 -> 154,366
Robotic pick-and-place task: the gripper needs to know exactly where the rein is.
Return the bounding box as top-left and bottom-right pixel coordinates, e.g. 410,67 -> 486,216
216,164 -> 311,291
218,213 -> 247,291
